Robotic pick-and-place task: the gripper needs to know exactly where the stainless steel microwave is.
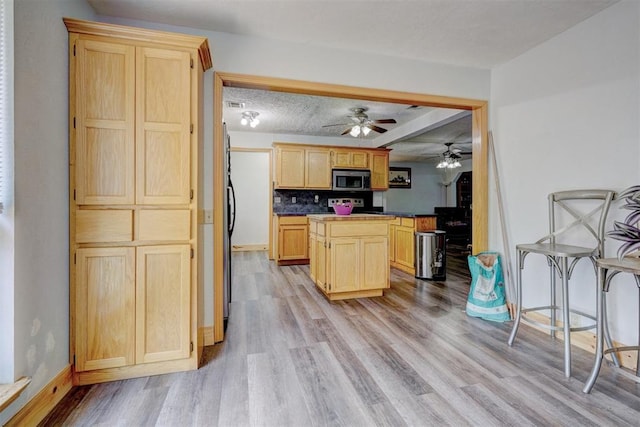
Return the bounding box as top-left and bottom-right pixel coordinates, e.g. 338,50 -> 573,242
332,169 -> 371,192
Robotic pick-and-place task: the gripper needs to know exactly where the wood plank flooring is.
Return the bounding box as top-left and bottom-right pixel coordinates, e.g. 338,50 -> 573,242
42,250 -> 640,426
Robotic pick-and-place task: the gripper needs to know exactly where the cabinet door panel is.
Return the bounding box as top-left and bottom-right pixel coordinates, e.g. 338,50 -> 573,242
136,245 -> 191,364
395,227 -> 415,269
330,239 -> 359,293
75,40 -> 135,205
75,247 -> 135,371
136,47 -> 191,204
370,153 -> 389,190
361,237 -> 389,289
305,149 -> 331,189
278,225 -> 308,260
276,147 -> 305,188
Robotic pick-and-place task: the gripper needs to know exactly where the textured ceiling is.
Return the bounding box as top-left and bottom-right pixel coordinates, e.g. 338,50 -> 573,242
223,86 -> 472,163
86,0 -> 617,162
87,0 -> 616,68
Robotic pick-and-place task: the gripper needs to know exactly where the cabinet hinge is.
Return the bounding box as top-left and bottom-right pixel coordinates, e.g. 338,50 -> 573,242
191,248 -> 194,259
73,44 -> 76,56
329,283 -> 331,291
73,117 -> 76,129
74,253 -> 76,264
190,58 -> 194,69
190,124 -> 194,134
329,242 -> 331,249
73,354 -> 76,365
73,189 -> 76,201
190,189 -> 194,200
190,341 -> 194,352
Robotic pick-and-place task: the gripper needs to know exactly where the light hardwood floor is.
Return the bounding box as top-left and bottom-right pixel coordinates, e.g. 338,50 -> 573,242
42,250 -> 640,426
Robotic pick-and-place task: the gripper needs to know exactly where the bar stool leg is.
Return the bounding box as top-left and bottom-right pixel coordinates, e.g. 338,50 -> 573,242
508,250 -> 524,347
560,256 -> 571,378
583,266 -> 605,393
550,257 -> 557,339
602,291 -> 621,368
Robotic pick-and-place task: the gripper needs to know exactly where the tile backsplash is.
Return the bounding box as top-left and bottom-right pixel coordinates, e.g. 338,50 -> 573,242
273,190 -> 374,213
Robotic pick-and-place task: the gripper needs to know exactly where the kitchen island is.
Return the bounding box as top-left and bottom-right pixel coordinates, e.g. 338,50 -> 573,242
308,214 -> 395,300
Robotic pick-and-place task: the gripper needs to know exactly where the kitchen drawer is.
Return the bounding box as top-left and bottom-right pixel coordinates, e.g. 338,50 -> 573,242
278,216 -> 308,225
390,217 -> 402,226
400,217 -> 415,228
136,209 -> 191,241
329,222 -> 388,237
76,210 -> 133,243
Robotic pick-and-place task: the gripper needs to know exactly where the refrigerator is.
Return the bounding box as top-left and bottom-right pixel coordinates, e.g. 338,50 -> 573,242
222,122 -> 235,329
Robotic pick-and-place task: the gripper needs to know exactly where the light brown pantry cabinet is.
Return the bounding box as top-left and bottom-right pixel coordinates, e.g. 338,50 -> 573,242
65,18 -> 212,385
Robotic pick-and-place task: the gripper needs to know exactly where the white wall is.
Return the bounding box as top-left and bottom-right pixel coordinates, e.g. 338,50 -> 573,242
384,162 -> 444,212
490,0 -> 640,344
230,151 -> 270,248
2,0 -> 96,423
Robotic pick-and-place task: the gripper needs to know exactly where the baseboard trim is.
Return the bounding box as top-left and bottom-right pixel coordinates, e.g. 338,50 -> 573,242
232,244 -> 267,252
6,364 -> 72,427
525,312 -> 637,370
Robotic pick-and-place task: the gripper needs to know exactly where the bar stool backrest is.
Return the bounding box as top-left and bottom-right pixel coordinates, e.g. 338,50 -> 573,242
540,189 -> 616,257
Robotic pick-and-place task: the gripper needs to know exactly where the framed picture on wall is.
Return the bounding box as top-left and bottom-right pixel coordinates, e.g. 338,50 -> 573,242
389,167 -> 411,188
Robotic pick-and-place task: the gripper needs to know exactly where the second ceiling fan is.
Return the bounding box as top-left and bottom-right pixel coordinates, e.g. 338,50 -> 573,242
323,107 -> 396,137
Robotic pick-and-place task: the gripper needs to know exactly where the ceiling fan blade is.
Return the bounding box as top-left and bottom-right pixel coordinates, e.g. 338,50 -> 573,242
368,125 -> 388,134
322,123 -> 350,128
340,128 -> 352,135
373,119 -> 396,124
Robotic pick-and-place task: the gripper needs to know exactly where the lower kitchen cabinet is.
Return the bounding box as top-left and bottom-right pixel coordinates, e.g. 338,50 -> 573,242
274,215 -> 309,265
389,216 -> 438,275
75,244 -> 190,374
308,214 -> 393,300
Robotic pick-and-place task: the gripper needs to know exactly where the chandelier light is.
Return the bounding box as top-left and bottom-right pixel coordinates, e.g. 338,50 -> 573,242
436,156 -> 462,169
240,111 -> 260,128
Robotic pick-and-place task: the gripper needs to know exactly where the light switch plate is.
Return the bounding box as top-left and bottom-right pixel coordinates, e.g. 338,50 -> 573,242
204,209 -> 213,224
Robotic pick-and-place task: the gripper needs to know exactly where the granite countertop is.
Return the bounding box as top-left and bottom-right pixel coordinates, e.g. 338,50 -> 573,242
274,211 -> 328,216
361,211 -> 437,218
307,213 -> 395,221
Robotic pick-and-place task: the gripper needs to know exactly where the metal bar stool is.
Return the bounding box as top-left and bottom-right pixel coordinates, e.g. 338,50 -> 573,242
583,256 -> 640,393
508,189 -> 616,378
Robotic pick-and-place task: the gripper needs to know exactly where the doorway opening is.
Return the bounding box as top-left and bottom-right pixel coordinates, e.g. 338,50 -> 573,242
212,72 -> 488,342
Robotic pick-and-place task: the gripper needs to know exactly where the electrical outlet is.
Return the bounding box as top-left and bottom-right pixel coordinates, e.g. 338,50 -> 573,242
292,196 -> 297,204
274,196 -> 281,204
204,209 -> 213,224
314,195 -> 319,203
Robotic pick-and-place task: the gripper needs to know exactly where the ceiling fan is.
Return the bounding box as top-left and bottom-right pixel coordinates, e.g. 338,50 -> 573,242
323,107 -> 397,137
436,142 -> 471,169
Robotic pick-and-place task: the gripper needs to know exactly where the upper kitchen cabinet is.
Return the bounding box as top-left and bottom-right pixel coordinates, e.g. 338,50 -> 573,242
274,142 -> 390,191
65,18 -> 211,386
274,143 -> 331,189
370,151 -> 390,190
332,148 -> 369,169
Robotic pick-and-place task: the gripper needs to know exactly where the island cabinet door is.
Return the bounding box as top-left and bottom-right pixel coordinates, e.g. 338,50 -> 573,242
315,236 -> 328,290
361,237 -> 389,290
329,238 -> 360,293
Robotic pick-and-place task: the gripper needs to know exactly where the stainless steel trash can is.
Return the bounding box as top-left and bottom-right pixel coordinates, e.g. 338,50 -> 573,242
415,230 -> 446,280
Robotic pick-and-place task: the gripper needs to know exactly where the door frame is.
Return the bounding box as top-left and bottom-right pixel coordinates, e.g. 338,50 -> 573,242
213,72 -> 489,342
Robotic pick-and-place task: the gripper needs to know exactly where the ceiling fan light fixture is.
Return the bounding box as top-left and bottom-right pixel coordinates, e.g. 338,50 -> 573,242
349,125 -> 361,137
240,111 -> 260,128
362,126 -> 371,136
